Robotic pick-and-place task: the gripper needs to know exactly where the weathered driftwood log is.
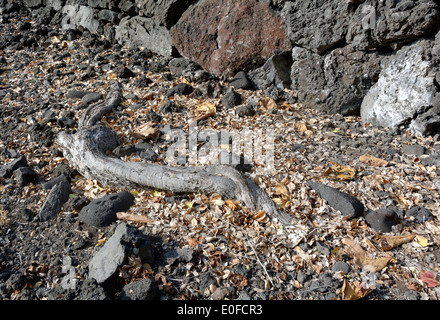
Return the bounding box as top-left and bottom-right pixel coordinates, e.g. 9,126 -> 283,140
56,81 -> 291,225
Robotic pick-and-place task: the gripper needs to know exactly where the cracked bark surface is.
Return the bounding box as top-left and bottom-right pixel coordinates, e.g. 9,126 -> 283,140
56,81 -> 292,225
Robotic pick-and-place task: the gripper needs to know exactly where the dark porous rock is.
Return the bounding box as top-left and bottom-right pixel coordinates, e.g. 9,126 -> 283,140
133,75 -> 152,88
78,191 -> 135,227
249,51 -> 293,90
168,57 -> 201,77
364,208 -> 401,233
166,82 -> 193,97
81,92 -> 102,105
52,163 -> 77,180
236,105 -> 255,117
0,155 -> 28,178
42,174 -> 70,190
221,88 -> 242,109
66,90 -> 91,100
46,278 -> 108,300
113,64 -> 135,79
119,279 -> 159,300
62,195 -> 91,213
291,45 -> 382,116
405,206 -> 433,224
38,178 -> 71,221
159,99 -> 179,113
13,167 -> 37,186
307,181 -> 364,219
229,71 -> 254,91
164,247 -> 194,265
88,223 -> 153,287
282,0 -> 439,54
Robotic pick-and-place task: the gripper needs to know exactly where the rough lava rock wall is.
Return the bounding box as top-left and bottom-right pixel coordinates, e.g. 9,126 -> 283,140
2,0 -> 440,137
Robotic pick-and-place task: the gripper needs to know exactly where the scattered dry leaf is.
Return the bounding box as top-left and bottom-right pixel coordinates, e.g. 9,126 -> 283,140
324,161 -> 356,181
359,154 -> 388,167
194,102 -> 216,121
116,212 -> 153,224
373,234 -> 415,251
342,237 -> 395,272
254,210 -> 270,224
259,97 -> 277,110
225,199 -> 240,211
342,280 -> 373,300
275,182 -> 290,199
187,237 -> 200,248
133,122 -> 160,141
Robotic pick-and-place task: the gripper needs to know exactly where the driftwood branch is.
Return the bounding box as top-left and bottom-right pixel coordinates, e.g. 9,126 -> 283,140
56,81 -> 291,225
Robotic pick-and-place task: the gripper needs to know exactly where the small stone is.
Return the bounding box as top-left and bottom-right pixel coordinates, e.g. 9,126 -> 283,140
38,178 -> 71,221
297,270 -> 313,284
165,247 -> 194,265
221,89 -> 242,109
13,167 -> 37,186
229,71 -> 254,90
236,105 -> 255,117
42,174 -> 70,190
166,83 -> 193,97
88,223 -> 153,286
81,92 -> 102,105
402,144 -> 426,157
66,90 -> 90,99
307,181 -> 364,219
405,206 -> 433,224
0,155 -> 28,178
113,64 -> 135,78
79,191 -> 135,227
332,261 -> 351,275
119,279 -> 159,300
133,75 -> 152,88
211,287 -> 236,300
364,208 -> 400,232
160,100 -> 179,113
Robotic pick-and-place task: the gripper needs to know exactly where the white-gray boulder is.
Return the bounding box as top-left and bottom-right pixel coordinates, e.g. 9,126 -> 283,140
61,4 -> 100,33
360,39 -> 440,136
115,16 -> 173,57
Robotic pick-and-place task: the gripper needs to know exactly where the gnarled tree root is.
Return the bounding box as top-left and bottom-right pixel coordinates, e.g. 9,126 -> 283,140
56,81 -> 291,225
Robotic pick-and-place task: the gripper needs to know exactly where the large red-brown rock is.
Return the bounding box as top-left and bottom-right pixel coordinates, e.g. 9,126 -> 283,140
170,0 -> 292,78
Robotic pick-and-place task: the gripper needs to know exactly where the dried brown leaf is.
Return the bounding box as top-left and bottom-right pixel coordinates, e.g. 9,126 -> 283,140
342,237 -> 395,272
342,280 -> 373,300
254,210 -> 270,224
133,122 -> 160,141
116,212 -> 153,224
324,161 -> 356,181
373,234 -> 415,251
194,102 -> 216,121
359,154 -> 388,167
259,97 -> 278,110
275,182 -> 290,199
